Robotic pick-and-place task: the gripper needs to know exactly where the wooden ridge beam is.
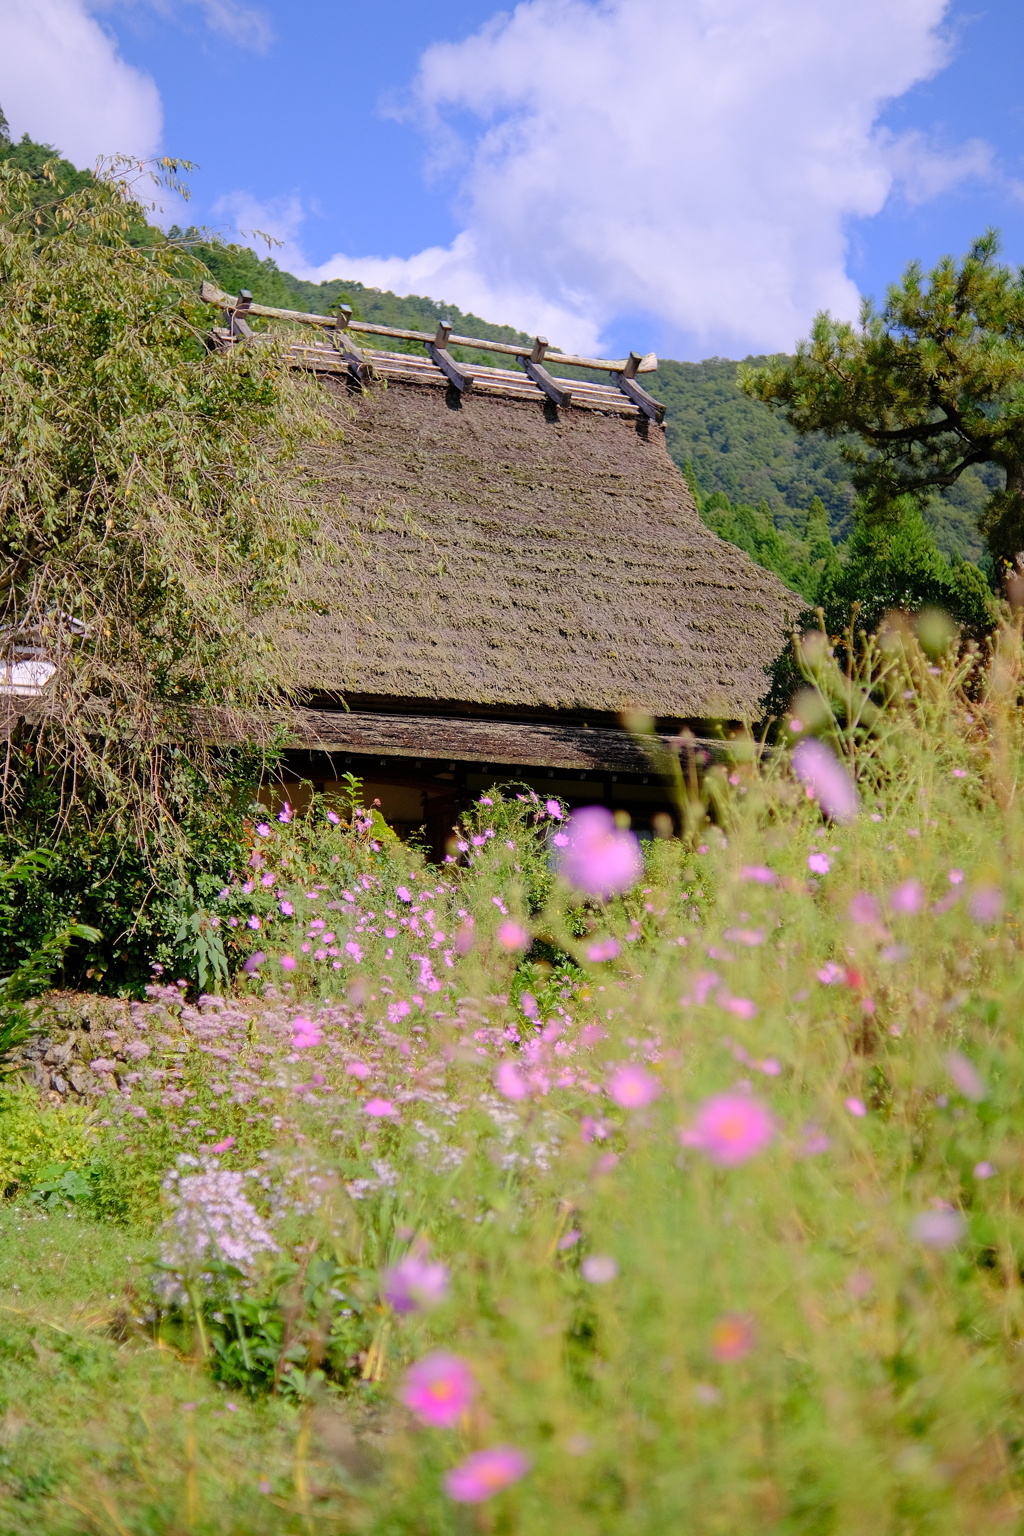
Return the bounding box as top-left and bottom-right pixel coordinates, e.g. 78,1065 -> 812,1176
198,280 -> 658,377
425,321 -> 474,393
612,353 -> 666,424
330,304 -> 371,381
520,337 -> 572,407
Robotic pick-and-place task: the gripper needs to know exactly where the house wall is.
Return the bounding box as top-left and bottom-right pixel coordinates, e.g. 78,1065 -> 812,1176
260,753 -> 680,859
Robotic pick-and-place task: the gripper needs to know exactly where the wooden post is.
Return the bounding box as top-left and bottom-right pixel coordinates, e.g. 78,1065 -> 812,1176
522,334 -> 573,407
612,361 -> 666,424
426,319 -> 474,392
331,303 -> 369,381
231,289 -> 255,339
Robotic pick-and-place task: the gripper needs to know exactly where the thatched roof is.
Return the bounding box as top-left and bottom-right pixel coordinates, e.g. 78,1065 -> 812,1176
284,376 -> 799,723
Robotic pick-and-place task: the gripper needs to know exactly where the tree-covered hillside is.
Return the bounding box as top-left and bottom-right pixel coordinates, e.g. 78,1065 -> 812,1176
181,235 -> 534,366
1,117 -> 995,613
186,232 -> 992,570
657,357 -> 995,564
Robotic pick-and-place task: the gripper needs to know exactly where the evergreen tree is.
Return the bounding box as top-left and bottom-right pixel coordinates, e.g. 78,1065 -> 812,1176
743,232 -> 1024,574
815,498 -> 993,636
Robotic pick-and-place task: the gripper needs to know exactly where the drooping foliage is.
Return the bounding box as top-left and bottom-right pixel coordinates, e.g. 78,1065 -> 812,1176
0,155 -> 323,845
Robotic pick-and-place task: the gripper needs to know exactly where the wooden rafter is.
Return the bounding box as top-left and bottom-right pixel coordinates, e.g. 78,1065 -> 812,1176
199,281 -> 666,421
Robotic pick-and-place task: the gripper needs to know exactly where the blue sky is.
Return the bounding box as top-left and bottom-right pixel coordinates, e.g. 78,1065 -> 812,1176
2,0 -> 1023,360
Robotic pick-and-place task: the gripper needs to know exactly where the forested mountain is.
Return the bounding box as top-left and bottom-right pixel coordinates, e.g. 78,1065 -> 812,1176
0,118 -> 996,608
657,358 -> 994,565
185,236 -> 535,367
189,237 -> 992,571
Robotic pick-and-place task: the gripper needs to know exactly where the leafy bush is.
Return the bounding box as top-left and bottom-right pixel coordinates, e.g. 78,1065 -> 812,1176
0,1088 -> 96,1195
0,153 -> 323,853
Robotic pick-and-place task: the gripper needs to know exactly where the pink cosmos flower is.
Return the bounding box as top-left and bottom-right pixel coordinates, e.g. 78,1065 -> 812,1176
292,1016 -> 322,1049
255,822 -> 271,837
519,991 -> 538,1018
710,1312 -> 755,1362
890,880 -> 923,915
496,1059 -> 530,1100
552,831 -> 569,847
969,885 -> 1004,924
279,900 -> 293,916
279,954 -> 296,972
681,969 -> 720,1007
798,1123 -> 831,1156
974,1161 -> 995,1179
556,806 -> 643,899
242,951 -> 265,974
383,1247 -> 450,1312
606,1064 -> 659,1109
581,1254 -> 619,1283
401,1352 -> 476,1428
945,1051 -> 986,1103
396,886 -> 412,903
848,892 -> 881,926
545,799 -> 563,818
792,738 -> 858,822
364,1098 -> 398,1117
211,1136 -> 236,1154
911,1206 -> 965,1249
558,1229 -> 581,1249
497,921 -> 530,951
719,993 -> 757,1019
739,864 -> 776,885
807,853 -> 831,875
948,868 -> 965,885
326,809 -> 341,824
845,1097 -> 867,1117
444,1447 -> 529,1504
817,961 -> 845,984
278,803 -> 292,824
586,937 -> 621,962
346,1061 -> 370,1079
723,928 -> 765,947
684,1093 -> 774,1166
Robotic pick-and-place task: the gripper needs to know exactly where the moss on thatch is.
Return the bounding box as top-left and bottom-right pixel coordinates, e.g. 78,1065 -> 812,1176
284,379 -> 800,722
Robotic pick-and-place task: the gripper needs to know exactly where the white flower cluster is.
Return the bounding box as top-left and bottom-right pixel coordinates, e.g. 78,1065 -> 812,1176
160,1156 -> 278,1284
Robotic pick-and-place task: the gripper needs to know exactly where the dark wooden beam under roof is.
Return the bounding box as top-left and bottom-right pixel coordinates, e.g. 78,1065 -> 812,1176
289,707 -> 725,775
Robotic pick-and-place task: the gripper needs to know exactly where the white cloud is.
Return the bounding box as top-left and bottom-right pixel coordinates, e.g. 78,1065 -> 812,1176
137,0 -> 272,52
881,129 -> 994,207
211,189 -> 308,270
194,0 -> 271,50
303,0 -> 990,356
0,0 -> 162,165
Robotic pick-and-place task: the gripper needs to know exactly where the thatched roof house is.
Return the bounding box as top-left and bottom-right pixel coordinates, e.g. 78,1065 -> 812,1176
205,285 -> 800,848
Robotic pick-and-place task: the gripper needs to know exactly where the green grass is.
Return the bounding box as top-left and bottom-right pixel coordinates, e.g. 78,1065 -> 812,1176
5,622 -> 1024,1533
